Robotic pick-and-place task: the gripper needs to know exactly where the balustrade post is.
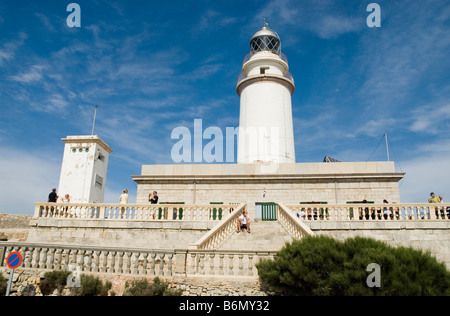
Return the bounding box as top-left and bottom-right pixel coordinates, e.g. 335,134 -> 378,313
55,249 -> 62,270
110,252 -> 116,273
167,254 -> 173,276
85,250 -> 93,272
189,253 -> 197,275
39,248 -> 48,269
24,248 -> 32,269
117,252 -> 124,274
48,248 -> 56,270
228,254 -> 234,276
150,253 -> 157,275
238,254 -> 244,276
209,254 -> 215,275
159,254 -> 165,276
219,254 -> 224,275
63,249 -> 70,270
101,251 -> 108,273
78,250 -> 85,271
199,254 -> 205,275
248,255 -> 254,276
93,251 -> 100,272
141,253 -> 149,275
124,252 -> 132,274
34,204 -> 42,218
98,206 -> 106,220
133,253 -> 140,275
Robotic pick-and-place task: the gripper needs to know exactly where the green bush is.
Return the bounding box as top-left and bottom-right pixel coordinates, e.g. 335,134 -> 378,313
40,270 -> 72,296
257,235 -> 450,296
123,277 -> 181,296
71,274 -> 112,296
0,273 -> 7,296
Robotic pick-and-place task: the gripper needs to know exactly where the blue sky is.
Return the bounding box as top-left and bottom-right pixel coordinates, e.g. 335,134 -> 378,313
0,0 -> 449,214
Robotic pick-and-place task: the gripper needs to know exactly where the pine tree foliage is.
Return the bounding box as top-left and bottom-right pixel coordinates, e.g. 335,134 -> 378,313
257,236 -> 450,296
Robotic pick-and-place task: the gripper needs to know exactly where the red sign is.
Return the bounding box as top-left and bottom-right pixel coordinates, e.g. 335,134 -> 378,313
6,252 -> 23,269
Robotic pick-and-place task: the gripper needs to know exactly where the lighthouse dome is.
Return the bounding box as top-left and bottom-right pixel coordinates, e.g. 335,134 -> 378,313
250,22 -> 281,56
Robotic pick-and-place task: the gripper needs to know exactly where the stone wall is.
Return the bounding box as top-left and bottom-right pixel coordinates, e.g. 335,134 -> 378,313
0,214 -> 32,242
309,221 -> 450,269
0,268 -> 269,296
27,218 -> 217,248
134,162 -> 404,218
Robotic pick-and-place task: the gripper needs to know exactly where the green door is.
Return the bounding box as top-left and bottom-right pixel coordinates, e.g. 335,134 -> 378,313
259,203 -> 277,222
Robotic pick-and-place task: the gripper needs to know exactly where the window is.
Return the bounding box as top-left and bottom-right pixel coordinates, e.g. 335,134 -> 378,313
97,153 -> 105,162
95,174 -> 103,189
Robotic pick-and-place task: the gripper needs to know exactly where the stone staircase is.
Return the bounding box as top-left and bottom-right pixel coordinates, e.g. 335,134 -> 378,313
217,220 -> 294,251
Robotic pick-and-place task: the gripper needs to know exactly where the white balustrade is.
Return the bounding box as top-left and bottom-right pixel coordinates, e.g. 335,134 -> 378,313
0,242 -> 276,279
277,203 -> 315,239
285,203 -> 450,222
34,203 -> 237,222
189,204 -> 247,250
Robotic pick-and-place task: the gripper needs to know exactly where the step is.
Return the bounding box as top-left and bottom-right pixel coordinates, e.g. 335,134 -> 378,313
217,221 -> 294,251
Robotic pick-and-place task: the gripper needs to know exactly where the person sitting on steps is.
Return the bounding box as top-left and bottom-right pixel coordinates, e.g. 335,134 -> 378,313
237,210 -> 251,233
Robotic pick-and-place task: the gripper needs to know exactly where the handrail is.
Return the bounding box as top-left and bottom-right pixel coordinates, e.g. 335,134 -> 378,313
277,203 -> 315,239
189,204 -> 247,250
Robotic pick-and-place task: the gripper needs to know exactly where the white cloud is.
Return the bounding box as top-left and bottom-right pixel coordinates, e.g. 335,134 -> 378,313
195,10 -> 238,32
10,65 -> 46,83
410,104 -> 450,134
253,0 -> 362,39
312,15 -> 362,39
0,32 -> 27,66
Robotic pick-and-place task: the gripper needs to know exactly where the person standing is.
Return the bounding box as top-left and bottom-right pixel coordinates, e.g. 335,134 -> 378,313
61,194 -> 71,217
149,191 -> 159,204
48,188 -> 58,203
47,188 -> 59,217
428,192 -> 443,219
119,189 -> 129,219
428,192 -> 441,203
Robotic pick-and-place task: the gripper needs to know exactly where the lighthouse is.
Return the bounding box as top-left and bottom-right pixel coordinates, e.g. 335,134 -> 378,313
237,22 -> 296,165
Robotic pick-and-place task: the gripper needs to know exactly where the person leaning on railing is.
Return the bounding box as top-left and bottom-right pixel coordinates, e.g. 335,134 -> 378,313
429,192 -> 444,219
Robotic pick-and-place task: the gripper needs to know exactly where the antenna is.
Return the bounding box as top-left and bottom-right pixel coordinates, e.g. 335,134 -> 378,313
385,131 -> 390,162
91,105 -> 98,136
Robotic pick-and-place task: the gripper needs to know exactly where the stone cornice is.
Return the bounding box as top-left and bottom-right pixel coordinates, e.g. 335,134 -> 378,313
132,172 -> 405,184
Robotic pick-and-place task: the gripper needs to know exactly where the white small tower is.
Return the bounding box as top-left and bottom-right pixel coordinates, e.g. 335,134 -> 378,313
58,135 -> 113,203
237,22 -> 296,164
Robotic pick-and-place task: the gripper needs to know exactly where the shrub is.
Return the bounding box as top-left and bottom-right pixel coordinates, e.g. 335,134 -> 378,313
123,277 -> 182,296
257,235 -> 450,296
0,274 -> 7,296
71,274 -> 112,296
39,270 -> 72,296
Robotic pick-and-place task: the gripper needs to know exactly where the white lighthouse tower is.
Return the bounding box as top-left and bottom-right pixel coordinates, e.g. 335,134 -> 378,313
237,22 -> 296,164
58,135 -> 113,204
